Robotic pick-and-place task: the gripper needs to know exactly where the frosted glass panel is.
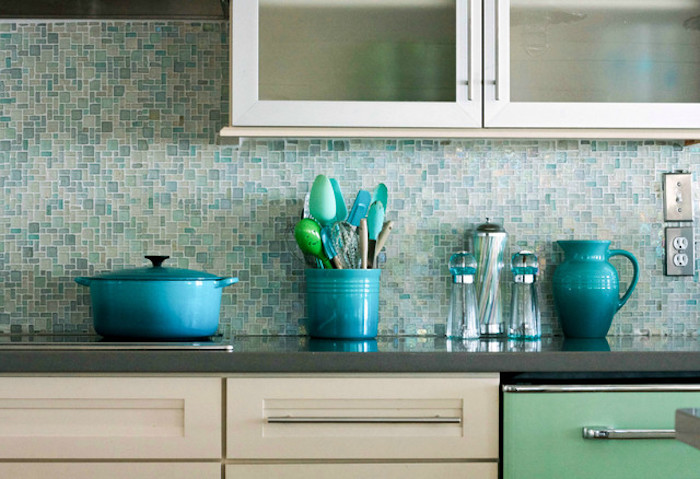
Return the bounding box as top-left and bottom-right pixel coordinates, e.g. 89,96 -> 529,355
259,0 -> 456,102
510,0 -> 700,102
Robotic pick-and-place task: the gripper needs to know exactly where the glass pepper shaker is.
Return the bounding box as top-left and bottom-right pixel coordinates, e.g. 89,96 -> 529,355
447,252 -> 479,340
508,250 -> 541,339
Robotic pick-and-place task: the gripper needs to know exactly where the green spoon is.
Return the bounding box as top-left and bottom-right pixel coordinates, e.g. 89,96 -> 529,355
309,174 -> 336,227
294,218 -> 333,269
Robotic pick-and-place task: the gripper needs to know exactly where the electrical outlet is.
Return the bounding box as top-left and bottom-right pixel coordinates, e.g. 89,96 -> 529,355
663,171 -> 694,222
665,227 -> 695,276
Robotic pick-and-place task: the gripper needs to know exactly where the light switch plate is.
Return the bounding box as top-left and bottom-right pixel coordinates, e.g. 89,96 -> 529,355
665,226 -> 695,276
663,171 -> 694,222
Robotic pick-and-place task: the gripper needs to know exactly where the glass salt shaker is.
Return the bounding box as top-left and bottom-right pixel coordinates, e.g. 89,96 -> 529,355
446,252 -> 479,340
508,250 -> 541,339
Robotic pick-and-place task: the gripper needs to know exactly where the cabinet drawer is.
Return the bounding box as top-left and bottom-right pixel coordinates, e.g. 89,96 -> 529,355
227,375 -> 499,459
503,386 -> 700,479
0,377 -> 221,459
226,463 -> 497,478
0,463 -> 221,479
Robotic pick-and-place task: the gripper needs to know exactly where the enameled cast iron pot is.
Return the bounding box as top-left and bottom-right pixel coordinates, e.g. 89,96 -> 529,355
75,256 -> 238,339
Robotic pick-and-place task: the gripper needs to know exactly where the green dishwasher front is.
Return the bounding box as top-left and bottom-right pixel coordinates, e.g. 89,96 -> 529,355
503,385 -> 700,479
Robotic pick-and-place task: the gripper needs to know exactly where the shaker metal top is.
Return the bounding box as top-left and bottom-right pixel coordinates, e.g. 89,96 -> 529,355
476,218 -> 506,235
449,251 -> 477,284
512,250 -> 538,284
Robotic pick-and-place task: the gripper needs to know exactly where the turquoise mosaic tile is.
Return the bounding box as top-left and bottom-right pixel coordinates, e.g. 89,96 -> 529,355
0,21 -> 698,337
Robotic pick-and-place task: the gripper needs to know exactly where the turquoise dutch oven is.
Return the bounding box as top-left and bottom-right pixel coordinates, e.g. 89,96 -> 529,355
75,256 -> 238,339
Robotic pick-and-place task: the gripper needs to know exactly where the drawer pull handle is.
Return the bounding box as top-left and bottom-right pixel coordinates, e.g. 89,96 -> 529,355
267,416 -> 462,424
582,426 -> 676,440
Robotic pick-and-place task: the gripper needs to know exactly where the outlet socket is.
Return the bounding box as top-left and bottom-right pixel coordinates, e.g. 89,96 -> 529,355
665,226 -> 695,276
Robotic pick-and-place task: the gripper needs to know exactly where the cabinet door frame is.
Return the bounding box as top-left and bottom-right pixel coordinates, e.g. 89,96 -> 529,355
0,463 -> 221,479
231,0 -> 482,128
226,374 -> 499,460
483,0 -> 700,129
0,377 -> 222,460
226,463 -> 498,479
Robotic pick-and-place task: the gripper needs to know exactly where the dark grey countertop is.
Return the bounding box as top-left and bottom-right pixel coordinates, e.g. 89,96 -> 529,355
0,335 -> 699,375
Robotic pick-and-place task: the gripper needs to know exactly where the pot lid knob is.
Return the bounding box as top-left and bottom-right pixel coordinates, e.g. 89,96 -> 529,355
145,255 -> 170,268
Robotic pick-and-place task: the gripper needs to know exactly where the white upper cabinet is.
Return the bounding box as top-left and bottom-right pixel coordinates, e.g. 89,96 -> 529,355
230,0 -> 482,128
226,0 -> 700,135
484,0 -> 700,128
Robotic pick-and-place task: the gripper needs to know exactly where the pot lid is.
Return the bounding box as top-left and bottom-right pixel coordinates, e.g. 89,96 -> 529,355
89,256 -> 224,281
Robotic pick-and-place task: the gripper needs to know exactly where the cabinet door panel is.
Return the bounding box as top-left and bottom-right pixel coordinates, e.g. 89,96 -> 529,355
0,463 -> 220,479
226,463 -> 497,478
503,389 -> 700,479
227,375 -> 499,460
231,0 -> 482,128
484,0 -> 700,128
0,377 -> 221,459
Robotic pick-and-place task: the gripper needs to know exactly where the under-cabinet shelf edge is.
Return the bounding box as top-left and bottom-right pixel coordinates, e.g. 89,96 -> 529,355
219,126 -> 700,142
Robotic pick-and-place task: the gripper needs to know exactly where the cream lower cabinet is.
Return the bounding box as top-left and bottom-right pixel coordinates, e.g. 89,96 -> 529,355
226,463 -> 496,478
0,374 -> 500,478
0,376 -> 222,479
0,463 -> 221,479
225,374 -> 499,478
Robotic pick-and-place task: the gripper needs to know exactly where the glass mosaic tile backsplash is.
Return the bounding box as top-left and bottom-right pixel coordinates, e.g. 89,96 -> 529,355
1,21 -> 698,337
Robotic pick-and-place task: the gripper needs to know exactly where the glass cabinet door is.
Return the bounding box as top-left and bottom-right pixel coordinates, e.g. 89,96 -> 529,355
231,0 -> 481,128
484,0 -> 700,128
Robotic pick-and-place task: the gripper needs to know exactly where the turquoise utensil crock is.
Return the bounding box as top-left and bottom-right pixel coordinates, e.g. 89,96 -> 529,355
305,269 -> 380,339
552,240 -> 639,338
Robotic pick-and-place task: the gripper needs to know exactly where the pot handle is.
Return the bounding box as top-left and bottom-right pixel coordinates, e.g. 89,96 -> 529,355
215,277 -> 239,289
75,277 -> 91,287
608,249 -> 639,312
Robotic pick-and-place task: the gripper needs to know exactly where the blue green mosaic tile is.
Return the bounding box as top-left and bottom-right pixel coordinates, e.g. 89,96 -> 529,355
0,21 -> 698,337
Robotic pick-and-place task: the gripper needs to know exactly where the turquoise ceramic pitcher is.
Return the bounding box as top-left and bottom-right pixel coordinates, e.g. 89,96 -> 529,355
552,241 -> 639,338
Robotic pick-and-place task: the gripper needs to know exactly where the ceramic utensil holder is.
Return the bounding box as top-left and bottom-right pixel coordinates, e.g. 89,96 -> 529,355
305,269 -> 380,339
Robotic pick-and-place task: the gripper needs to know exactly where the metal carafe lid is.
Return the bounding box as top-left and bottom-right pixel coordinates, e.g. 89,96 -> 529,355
476,218 -> 507,236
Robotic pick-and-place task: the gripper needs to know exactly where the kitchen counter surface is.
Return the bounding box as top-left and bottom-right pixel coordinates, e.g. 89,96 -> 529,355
0,335 -> 699,375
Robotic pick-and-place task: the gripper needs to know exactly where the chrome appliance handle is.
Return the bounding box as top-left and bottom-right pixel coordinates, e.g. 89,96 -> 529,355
582,426 -> 675,440
267,416 -> 461,424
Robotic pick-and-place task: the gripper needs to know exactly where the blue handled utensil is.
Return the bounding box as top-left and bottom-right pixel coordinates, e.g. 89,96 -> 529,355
373,183 -> 388,211
328,189 -> 371,268
330,178 -> 347,223
320,226 -> 343,269
347,190 -> 372,227
366,201 -> 385,268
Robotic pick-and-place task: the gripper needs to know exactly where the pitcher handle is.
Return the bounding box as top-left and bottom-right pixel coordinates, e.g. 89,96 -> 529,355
608,249 -> 639,312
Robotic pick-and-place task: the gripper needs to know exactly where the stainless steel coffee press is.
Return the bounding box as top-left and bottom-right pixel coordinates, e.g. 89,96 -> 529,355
474,219 -> 507,336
